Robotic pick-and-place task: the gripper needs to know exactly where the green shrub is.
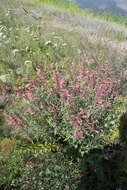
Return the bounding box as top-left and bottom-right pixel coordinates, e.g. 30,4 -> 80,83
12,151 -> 79,190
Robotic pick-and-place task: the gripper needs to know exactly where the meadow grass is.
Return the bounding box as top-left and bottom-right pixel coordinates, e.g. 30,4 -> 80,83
17,0 -> 127,44
36,0 -> 127,27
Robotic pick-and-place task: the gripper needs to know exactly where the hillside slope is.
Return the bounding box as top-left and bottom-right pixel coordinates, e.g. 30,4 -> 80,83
9,0 -> 127,53
0,0 -> 127,189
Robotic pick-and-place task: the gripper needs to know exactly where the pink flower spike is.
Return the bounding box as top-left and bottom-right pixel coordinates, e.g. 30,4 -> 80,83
59,77 -> 65,89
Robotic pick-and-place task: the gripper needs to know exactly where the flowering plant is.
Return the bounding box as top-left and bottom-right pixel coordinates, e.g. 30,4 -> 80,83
5,59 -> 120,154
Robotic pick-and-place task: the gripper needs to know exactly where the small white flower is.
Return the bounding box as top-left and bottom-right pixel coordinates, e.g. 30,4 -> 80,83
24,60 -> 32,65
12,49 -> 19,56
45,40 -> 52,45
62,43 -> 67,47
46,53 -> 50,56
0,74 -> 10,84
53,43 -> 57,48
2,35 -> 6,39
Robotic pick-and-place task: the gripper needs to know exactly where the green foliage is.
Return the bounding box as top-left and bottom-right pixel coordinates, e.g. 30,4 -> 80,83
0,111 -> 5,126
0,151 -> 24,190
0,146 -> 79,190
12,151 -> 79,190
0,139 -> 61,190
104,128 -> 119,145
16,141 -> 60,154
0,112 -> 11,138
0,138 -> 16,154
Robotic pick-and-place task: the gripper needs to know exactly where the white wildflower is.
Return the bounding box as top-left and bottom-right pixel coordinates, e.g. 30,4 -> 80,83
24,60 -> 32,65
12,49 -> 19,56
53,43 -> 57,48
2,35 -> 6,39
0,74 -> 10,84
62,43 -> 67,47
45,40 -> 52,45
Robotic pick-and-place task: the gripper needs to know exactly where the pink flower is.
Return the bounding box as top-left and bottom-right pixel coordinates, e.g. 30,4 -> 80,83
37,68 -> 45,81
25,91 -> 33,101
48,89 -> 54,97
6,112 -> 23,129
88,74 -> 96,87
73,122 -> 80,130
52,72 -> 60,90
60,89 -> 68,100
69,120 -> 73,125
72,78 -> 80,92
26,106 -> 36,115
6,118 -> 13,125
59,77 -> 65,89
74,130 -> 84,139
78,119 -> 82,126
13,125 -> 20,131
81,62 -> 86,77
95,84 -> 107,103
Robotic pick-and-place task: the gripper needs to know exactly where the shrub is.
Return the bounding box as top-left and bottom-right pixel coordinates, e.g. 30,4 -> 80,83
5,58 -> 121,155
